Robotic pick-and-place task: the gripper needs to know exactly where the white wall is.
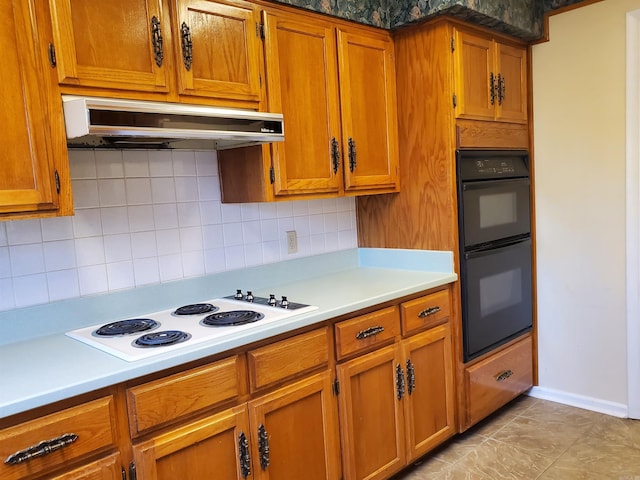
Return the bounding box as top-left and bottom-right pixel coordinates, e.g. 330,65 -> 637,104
0,149 -> 357,312
532,0 -> 640,409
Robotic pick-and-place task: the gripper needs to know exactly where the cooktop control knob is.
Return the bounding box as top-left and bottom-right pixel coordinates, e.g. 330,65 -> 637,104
246,291 -> 254,302
281,296 -> 289,309
268,294 -> 277,306
234,289 -> 243,300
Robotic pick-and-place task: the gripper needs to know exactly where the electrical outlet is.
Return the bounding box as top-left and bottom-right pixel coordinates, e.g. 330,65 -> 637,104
286,230 -> 298,254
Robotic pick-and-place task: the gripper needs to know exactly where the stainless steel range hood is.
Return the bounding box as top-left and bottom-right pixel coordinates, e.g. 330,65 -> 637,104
62,95 -> 284,150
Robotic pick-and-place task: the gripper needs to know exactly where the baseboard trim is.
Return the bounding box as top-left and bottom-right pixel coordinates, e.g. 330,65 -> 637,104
527,386 -> 628,418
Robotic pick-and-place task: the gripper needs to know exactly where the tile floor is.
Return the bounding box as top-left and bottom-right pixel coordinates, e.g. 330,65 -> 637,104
392,395 -> 640,479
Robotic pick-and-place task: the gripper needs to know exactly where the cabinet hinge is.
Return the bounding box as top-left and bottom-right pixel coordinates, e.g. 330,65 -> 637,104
451,37 -> 455,52
453,94 -> 457,109
257,22 -> 265,40
269,165 -> 275,184
129,462 -> 136,480
48,43 -> 57,67
332,378 -> 340,395
121,467 -> 126,480
54,170 -> 60,194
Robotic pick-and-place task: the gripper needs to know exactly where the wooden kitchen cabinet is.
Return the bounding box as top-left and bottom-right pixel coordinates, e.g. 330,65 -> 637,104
0,0 -> 71,219
454,28 -> 527,123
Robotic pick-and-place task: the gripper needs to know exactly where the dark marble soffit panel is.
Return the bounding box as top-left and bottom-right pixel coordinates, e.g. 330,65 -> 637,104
266,0 -> 588,41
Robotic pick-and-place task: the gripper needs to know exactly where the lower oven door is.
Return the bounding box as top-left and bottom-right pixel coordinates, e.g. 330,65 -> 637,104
462,238 -> 533,361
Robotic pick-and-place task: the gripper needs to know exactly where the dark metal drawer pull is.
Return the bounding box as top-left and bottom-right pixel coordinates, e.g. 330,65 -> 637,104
496,370 -> 513,382
5,433 -> 78,465
238,431 -> 251,478
258,424 -> 270,470
406,359 -> 416,395
418,306 -> 441,318
151,16 -> 164,67
356,325 -> 384,340
181,22 -> 193,71
396,364 -> 405,400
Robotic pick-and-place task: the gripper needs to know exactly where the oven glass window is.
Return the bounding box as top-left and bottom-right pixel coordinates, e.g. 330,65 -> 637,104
479,192 -> 517,228
479,268 -> 522,317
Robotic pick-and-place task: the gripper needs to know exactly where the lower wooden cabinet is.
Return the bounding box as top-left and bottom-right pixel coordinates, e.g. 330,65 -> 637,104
49,453 -> 122,480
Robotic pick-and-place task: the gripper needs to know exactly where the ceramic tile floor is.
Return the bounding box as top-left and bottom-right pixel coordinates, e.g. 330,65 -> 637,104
392,395 -> 640,480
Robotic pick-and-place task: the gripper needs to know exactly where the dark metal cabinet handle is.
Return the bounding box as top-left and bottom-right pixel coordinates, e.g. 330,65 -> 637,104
406,359 -> 416,395
331,137 -> 340,173
181,22 -> 193,71
257,424 -> 270,470
4,433 -> 78,465
395,364 -> 405,400
418,306 -> 441,318
497,73 -> 505,105
348,137 -> 357,172
151,16 -> 164,67
130,461 -> 137,480
496,369 -> 513,382
356,325 -> 384,340
490,72 -> 496,105
238,432 -> 251,478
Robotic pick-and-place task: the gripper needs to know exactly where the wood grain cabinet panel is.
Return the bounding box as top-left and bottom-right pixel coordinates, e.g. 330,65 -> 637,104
49,452 -> 122,480
400,289 -> 450,336
335,306 -> 400,360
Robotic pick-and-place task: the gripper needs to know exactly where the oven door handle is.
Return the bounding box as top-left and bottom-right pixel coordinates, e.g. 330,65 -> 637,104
464,238 -> 531,260
462,178 -> 529,191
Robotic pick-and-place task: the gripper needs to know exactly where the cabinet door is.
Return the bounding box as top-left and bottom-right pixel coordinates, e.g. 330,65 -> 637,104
50,453 -> 122,480
495,42 -> 528,123
174,0 -> 262,103
337,29 -> 399,193
133,405 -> 251,480
263,11 -> 342,196
402,324 -> 455,462
0,0 -> 61,215
337,344 -> 405,480
48,0 -> 170,92
454,30 -> 495,121
248,370 -> 341,480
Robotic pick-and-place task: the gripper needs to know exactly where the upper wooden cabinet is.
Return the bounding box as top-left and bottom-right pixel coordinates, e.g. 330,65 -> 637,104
453,28 -> 527,123
0,0 -> 71,219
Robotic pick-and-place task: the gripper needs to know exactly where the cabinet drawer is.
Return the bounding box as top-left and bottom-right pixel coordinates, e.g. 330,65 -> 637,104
0,397 -> 117,480
466,336 -> 533,426
248,327 -> 329,391
127,355 -> 241,436
401,289 -> 450,335
335,306 -> 400,360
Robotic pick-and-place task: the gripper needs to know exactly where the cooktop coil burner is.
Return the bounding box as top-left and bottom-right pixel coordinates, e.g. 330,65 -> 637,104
134,330 -> 192,348
94,318 -> 159,337
201,310 -> 265,327
173,303 -> 218,316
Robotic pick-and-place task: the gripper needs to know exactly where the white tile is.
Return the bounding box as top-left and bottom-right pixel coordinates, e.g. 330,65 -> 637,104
0,278 -> 15,311
75,236 -> 105,267
125,178 -> 152,205
323,213 -> 338,232
259,203 -> 277,219
297,235 -> 311,256
151,177 -> 176,203
41,216 -> 74,241
156,228 -> 181,255
322,198 -> 338,213
338,229 -> 357,249
106,261 -> 135,291
337,211 -> 352,231
47,269 -> 80,301
133,257 -> 160,286
308,199 -> 324,215
182,251 -> 205,277
197,175 -> 221,201
325,232 -> 339,251
6,219 -> 42,245
103,234 -> 132,263
195,151 -> 218,176
95,150 -> 124,178
204,247 -> 225,274
172,151 -> 196,176
260,219 -> 278,242
10,244 -> 45,276
337,196 -> 355,212
242,221 -> 261,244
261,240 -> 280,264
148,150 -> 174,177
73,208 -> 103,238
72,179 -> 100,208
175,177 -> 199,202
131,231 -> 157,259
310,234 -> 326,255
43,240 -> 77,271
101,207 -> 130,235
177,202 -> 201,228
292,200 -> 309,217
123,150 -> 150,177
241,204 -> 260,222
128,205 -> 155,232
244,244 -> 263,267
0,223 -> 6,246
309,214 -> 325,235
223,223 -> 243,246
68,150 -> 96,179
277,217 -> 294,233
98,179 -> 126,207
202,224 -> 224,250
158,254 -> 183,282
276,202 -> 293,218
224,245 -> 245,270
293,216 -> 310,237
199,200 -> 222,225
180,226 -> 203,252
221,203 -> 242,223
153,203 -> 179,230
0,247 -> 11,278
13,273 -> 48,307
78,264 -> 109,296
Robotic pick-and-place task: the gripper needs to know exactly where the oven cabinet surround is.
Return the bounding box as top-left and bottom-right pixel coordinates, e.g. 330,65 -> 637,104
356,17 -> 534,431
0,0 -> 72,220
218,7 -> 399,202
45,0 -> 263,107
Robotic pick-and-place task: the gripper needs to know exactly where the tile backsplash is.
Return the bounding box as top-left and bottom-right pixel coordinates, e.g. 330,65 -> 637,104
0,149 -> 357,312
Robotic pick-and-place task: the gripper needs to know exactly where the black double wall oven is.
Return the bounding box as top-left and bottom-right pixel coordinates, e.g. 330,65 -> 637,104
457,150 -> 533,362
